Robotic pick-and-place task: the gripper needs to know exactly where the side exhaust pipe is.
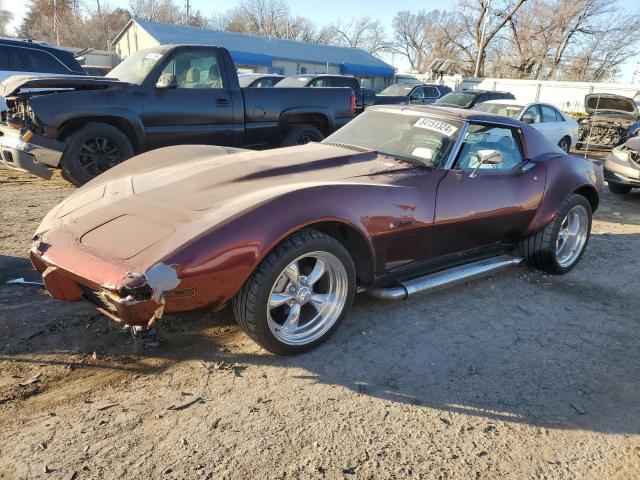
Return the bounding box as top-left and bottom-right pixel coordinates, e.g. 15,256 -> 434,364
367,256 -> 524,300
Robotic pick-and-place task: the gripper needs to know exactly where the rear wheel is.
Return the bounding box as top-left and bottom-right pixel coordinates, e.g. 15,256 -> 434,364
61,123 -> 134,186
608,182 -> 632,195
519,194 -> 592,274
280,125 -> 324,146
233,230 -> 355,355
558,136 -> 571,153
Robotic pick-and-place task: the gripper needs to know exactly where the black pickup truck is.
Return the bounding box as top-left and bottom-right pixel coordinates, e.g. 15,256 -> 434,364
0,45 -> 355,185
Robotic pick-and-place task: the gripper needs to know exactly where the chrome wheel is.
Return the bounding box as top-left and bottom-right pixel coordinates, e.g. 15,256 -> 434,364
555,205 -> 589,268
267,251 -> 348,346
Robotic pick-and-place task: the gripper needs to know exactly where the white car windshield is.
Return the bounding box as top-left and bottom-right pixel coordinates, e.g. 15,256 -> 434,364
323,109 -> 462,168
106,50 -> 164,84
474,103 -> 524,119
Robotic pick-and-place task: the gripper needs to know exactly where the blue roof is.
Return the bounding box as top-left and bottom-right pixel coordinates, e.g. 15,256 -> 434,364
129,19 -> 395,78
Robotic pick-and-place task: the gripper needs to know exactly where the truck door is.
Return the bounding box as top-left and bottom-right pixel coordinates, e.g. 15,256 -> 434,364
141,48 -> 237,149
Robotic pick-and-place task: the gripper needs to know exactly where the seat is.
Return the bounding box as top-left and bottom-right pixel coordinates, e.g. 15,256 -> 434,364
182,67 -> 201,88
207,64 -> 222,88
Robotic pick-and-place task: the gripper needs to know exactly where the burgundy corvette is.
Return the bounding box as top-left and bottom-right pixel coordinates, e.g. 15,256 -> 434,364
30,105 -> 603,354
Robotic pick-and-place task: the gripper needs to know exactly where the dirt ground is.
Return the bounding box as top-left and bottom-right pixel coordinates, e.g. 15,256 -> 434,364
0,157 -> 639,480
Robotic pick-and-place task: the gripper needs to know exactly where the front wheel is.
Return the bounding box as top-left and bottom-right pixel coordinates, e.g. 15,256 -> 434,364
61,123 -> 134,186
608,182 -> 632,195
519,194 -> 592,274
233,230 -> 355,355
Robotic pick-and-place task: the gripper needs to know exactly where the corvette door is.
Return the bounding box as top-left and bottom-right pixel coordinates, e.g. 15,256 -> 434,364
431,122 -> 545,258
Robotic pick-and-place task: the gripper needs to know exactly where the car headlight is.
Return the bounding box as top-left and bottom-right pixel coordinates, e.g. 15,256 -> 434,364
611,147 -> 630,162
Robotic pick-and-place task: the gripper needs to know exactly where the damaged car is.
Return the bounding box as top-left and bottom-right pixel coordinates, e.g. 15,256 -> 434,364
0,45 -> 355,185
604,136 -> 640,195
30,105 -> 602,355
576,93 -> 640,150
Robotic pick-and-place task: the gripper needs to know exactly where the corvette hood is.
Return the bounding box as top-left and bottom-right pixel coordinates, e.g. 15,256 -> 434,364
38,143 -> 412,261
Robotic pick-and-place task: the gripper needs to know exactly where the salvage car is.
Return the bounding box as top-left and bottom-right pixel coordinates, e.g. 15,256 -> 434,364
0,45 -> 355,185
434,89 -> 515,109
276,74 -> 367,113
0,38 -> 87,114
376,83 -> 452,105
30,105 -> 602,355
576,94 -> 640,150
237,73 -> 284,88
473,100 -> 578,152
604,136 -> 640,194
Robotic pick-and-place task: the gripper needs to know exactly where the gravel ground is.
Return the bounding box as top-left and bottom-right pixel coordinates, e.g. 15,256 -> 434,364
0,162 -> 639,480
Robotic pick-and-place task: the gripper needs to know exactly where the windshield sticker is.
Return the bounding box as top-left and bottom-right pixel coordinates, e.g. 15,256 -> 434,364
144,53 -> 163,60
413,118 -> 458,137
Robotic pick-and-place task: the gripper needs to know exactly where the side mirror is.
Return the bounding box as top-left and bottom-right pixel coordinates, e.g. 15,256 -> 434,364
409,95 -> 420,102
469,149 -> 502,178
522,116 -> 534,124
155,73 -> 177,89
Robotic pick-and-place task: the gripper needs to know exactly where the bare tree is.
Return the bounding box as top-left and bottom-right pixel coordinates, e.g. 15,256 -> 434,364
127,0 -> 181,23
325,17 -> 389,56
0,0 -> 12,36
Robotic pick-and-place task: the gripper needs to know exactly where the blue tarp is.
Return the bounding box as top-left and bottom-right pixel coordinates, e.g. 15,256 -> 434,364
341,63 -> 395,78
230,50 -> 272,67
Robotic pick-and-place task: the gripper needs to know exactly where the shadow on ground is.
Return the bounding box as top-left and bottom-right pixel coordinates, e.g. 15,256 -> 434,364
1,233 -> 639,436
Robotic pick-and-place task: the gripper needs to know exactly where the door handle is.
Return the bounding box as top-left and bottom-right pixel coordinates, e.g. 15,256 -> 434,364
216,98 -> 230,107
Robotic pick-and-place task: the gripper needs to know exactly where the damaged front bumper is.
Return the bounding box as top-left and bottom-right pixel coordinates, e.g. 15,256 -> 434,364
30,240 -> 180,328
0,126 -> 65,179
604,146 -> 640,187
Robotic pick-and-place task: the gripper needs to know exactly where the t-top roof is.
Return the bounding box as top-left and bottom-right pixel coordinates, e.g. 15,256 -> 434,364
119,18 -> 394,77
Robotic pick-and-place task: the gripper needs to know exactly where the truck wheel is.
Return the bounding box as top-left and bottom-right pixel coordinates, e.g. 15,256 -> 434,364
280,125 -> 324,146
608,182 -> 631,195
61,123 -> 134,186
233,229 -> 355,355
519,194 -> 591,275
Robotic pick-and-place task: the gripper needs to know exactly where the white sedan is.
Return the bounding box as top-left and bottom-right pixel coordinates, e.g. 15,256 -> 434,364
473,100 -> 578,153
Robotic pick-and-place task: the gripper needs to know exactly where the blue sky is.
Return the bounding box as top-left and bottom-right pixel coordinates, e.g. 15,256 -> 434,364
9,0 -> 640,82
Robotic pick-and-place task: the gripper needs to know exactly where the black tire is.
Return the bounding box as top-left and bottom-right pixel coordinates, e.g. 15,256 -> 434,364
558,136 -> 571,153
519,193 -> 592,275
61,123 -> 134,186
608,182 -> 632,195
232,229 -> 356,355
575,143 -> 582,150
280,124 -> 324,146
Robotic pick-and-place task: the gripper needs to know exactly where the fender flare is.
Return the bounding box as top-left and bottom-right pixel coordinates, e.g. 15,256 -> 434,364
277,107 -> 335,133
52,108 -> 146,151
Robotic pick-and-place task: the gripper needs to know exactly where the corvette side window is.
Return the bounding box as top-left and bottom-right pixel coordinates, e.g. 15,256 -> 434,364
455,124 -> 524,171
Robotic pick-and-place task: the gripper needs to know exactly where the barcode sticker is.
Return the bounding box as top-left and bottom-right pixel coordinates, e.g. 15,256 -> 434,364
413,118 -> 458,137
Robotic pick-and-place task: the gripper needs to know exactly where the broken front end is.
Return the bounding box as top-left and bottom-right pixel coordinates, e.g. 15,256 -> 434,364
577,116 -> 635,149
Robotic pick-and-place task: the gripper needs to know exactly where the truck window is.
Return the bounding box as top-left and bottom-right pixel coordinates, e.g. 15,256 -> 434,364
161,50 -> 224,89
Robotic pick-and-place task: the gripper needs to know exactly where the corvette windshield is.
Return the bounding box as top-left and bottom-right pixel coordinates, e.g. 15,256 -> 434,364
323,109 -> 463,167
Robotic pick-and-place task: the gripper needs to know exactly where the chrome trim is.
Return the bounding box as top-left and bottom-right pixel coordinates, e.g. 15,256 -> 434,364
444,121 -> 469,170
368,256 -> 524,301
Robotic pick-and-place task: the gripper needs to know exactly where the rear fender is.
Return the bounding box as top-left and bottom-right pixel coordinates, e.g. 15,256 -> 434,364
278,108 -> 334,134
526,156 -> 600,234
